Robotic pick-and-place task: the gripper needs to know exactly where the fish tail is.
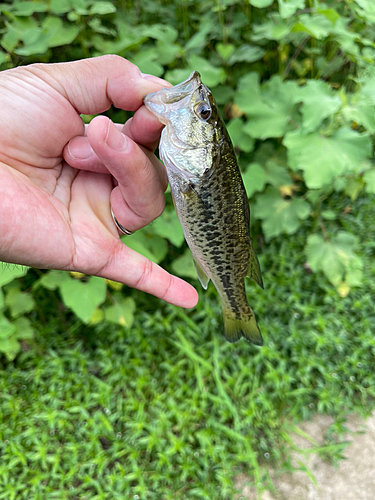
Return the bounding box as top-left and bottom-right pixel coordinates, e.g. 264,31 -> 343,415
222,308 -> 263,346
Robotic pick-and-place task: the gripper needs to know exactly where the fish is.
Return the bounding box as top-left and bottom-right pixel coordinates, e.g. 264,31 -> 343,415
144,71 -> 263,345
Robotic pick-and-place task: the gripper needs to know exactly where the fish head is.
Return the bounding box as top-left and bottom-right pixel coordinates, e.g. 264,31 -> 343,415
144,72 -> 219,178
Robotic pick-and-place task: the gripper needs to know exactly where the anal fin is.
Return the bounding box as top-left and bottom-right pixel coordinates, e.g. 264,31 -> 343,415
247,246 -> 264,289
193,258 -> 210,290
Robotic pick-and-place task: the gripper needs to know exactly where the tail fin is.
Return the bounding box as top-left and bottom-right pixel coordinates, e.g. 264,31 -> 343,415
222,308 -> 263,345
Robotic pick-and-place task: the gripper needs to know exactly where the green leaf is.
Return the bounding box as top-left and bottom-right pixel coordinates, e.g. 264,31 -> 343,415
151,209 -> 185,248
171,249 -> 197,280
227,118 -> 255,153
59,276 -> 107,323
296,80 -> 342,133
187,56 -> 226,87
104,297 -> 135,328
14,316 -> 34,340
353,0 -> 375,22
284,127 -> 372,188
342,93 -> 375,133
1,28 -> 19,52
242,163 -> 266,198
0,264 -> 28,287
252,16 -> 290,41
12,1 -> 48,16
227,44 -> 265,65
0,335 -> 20,361
124,230 -> 168,264
249,0 -> 273,7
156,40 -> 181,66
0,313 -> 17,340
291,14 -> 333,39
253,187 -> 310,240
278,0 -> 305,19
216,43 -> 235,61
364,169 -> 375,193
34,270 -> 70,291
5,283 -> 35,318
42,16 -> 80,48
236,74 -> 299,139
131,49 -> 164,77
89,1 -> 116,15
305,232 -> 363,289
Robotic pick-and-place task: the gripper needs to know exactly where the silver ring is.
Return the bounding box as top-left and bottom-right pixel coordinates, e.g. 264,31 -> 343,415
110,207 -> 133,236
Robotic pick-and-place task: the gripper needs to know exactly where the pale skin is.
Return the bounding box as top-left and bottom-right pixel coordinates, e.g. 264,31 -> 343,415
0,55 -> 198,308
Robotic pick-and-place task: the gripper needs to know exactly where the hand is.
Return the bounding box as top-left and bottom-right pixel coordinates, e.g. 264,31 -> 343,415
0,55 -> 198,308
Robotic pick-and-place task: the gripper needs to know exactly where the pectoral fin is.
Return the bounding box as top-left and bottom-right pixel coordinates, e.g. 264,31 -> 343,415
247,246 -> 264,289
193,258 -> 210,289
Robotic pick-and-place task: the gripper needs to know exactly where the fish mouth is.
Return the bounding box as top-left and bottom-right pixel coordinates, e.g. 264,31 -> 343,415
144,71 -> 202,123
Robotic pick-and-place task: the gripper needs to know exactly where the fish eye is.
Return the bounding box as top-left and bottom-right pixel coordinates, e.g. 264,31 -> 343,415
196,102 -> 211,121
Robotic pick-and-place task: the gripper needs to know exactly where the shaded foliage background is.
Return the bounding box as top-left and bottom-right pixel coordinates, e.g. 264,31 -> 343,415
0,0 -> 375,498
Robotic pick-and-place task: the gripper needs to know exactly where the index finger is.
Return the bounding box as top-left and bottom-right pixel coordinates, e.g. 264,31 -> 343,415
31,55 -> 170,115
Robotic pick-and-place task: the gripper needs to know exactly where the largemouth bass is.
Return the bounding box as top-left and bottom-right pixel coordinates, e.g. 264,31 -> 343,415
144,72 -> 263,345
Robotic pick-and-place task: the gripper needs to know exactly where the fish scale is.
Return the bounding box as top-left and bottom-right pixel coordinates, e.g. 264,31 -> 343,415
144,71 -> 263,344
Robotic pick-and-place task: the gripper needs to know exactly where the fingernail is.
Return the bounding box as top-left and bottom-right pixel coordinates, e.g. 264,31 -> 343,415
68,137 -> 93,159
141,72 -> 172,87
105,121 -> 127,151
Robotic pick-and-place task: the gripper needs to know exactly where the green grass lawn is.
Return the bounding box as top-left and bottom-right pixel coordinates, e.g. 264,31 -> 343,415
1,197 -> 374,499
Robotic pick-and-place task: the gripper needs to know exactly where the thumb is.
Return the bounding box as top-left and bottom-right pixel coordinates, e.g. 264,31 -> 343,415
28,55 -> 169,115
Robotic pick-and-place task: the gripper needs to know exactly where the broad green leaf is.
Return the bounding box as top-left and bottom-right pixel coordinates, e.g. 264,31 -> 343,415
171,249 -> 197,280
252,16 -> 290,41
227,45 -> 265,65
264,161 -> 293,187
156,40 -> 181,65
1,28 -> 19,52
305,232 -> 363,289
284,127 -> 372,188
364,169 -> 375,193
131,49 -> 164,77
0,313 -> 17,340
104,297 -> 135,328
151,209 -> 185,248
242,163 -> 266,198
35,270 -> 70,291
216,43 -> 235,61
291,14 -> 333,39
278,0 -> 305,19
164,68 -> 192,86
227,118 -> 255,153
249,0 -> 273,7
141,24 -> 178,43
353,0 -> 375,22
342,93 -> 375,133
59,276 -> 107,324
344,178 -> 365,200
50,0 -> 71,14
253,187 -> 310,240
5,284 -> 35,318
14,316 -> 34,340
187,56 -> 226,87
296,80 -> 342,132
12,1 -> 48,15
42,16 -> 80,48
236,74 -> 298,139
124,230 -> 168,264
0,264 -> 28,287
89,2 -> 116,15
0,335 -> 20,361
212,86 -> 235,105
0,289 -> 3,309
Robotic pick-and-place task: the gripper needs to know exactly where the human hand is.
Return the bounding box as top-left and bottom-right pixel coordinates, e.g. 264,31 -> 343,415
0,55 -> 198,308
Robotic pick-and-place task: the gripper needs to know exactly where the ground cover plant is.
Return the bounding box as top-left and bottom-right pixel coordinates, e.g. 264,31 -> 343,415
0,0 -> 375,497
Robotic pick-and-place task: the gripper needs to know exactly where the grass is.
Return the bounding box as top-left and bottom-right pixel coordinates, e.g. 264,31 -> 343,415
0,197 -> 375,499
